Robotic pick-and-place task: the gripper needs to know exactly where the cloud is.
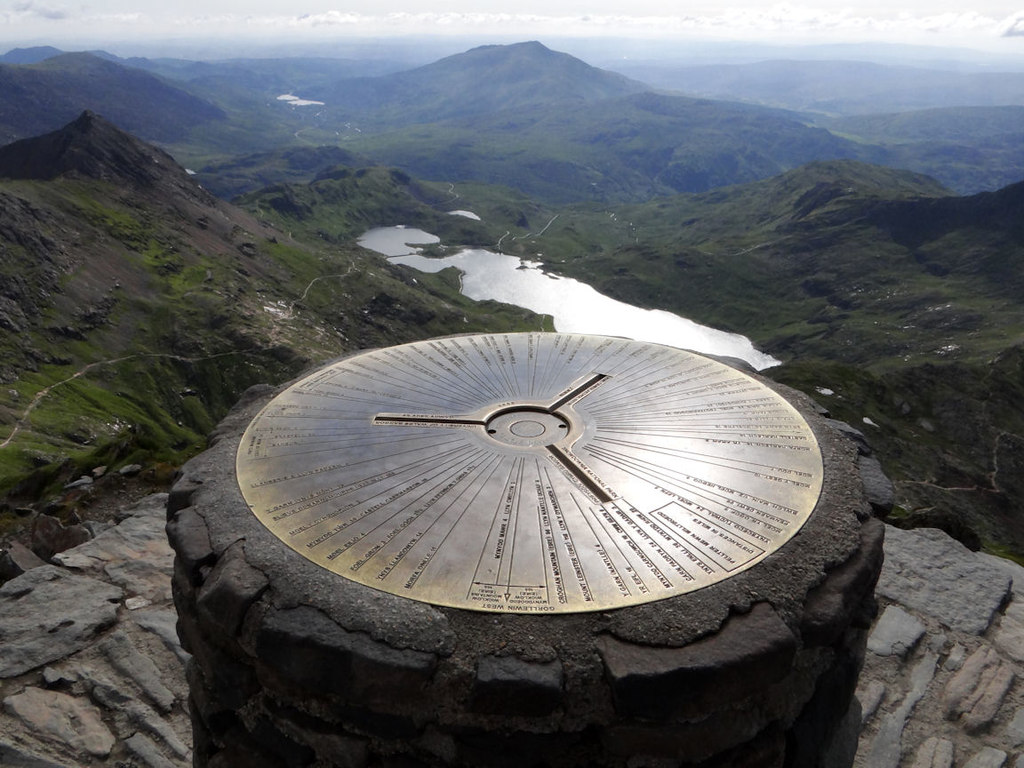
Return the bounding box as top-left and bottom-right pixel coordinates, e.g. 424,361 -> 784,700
1002,14 -> 1024,36
12,1 -> 68,20
1,4 -> 1019,51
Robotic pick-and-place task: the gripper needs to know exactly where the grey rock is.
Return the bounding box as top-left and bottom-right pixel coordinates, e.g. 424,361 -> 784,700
824,418 -> 871,455
87,676 -> 190,758
963,747 -> 1008,768
164,505 -> 215,585
0,741 -> 76,767
909,737 -> 954,768
994,598 -> 1024,664
858,454 -> 894,514
945,643 -> 967,672
255,604 -> 437,708
0,540 -> 47,579
865,651 -> 939,768
41,665 -> 78,688
54,493 -> 173,602
100,629 -> 176,712
63,475 -> 93,490
132,607 -> 191,664
977,551 -> 1024,596
125,732 -> 180,768
877,526 -> 1012,634
471,655 -> 564,716
83,519 -> 115,537
29,514 -> 91,560
943,645 -> 1016,734
1006,706 -> 1024,747
597,602 -> 797,718
857,679 -> 886,724
800,517 -> 885,647
867,605 -> 925,658
0,566 -> 122,677
119,463 -> 144,476
195,539 -> 268,638
3,686 -> 115,758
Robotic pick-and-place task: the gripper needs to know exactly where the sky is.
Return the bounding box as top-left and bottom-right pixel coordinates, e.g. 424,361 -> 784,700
1,1 -> 1023,58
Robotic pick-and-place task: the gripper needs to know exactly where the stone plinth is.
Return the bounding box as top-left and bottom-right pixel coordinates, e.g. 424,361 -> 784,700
168,369 -> 883,768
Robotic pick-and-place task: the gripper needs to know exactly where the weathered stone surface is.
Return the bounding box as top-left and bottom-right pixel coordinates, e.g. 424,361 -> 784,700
256,604 -> 437,705
858,455 -> 894,514
857,680 -> 886,724
801,517 -> 884,647
943,646 -> 1016,734
913,737 -> 955,768
867,605 -> 925,658
596,602 -> 797,718
29,514 -> 91,560
132,606 -> 191,663
945,643 -> 968,672
55,494 -> 174,602
0,540 -> 47,580
865,651 -> 939,768
164,506 -> 215,585
63,475 -> 93,490
195,540 -> 268,638
87,676 -> 190,759
994,598 -> 1024,664
3,687 -> 115,758
126,732 -> 180,768
0,565 -> 122,677
963,747 -> 1009,768
877,526 -> 1012,634
1006,706 -> 1024,747
100,629 -> 177,712
0,740 -> 76,767
909,737 -> 954,768
471,655 -> 564,716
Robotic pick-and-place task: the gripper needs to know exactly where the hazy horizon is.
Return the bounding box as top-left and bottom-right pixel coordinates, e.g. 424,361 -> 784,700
1,2 -> 1023,66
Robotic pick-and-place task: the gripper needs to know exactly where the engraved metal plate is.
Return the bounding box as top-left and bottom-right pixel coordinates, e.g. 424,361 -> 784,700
237,333 -> 823,613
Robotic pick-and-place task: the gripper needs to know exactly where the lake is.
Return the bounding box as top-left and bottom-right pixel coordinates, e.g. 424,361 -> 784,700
358,226 -> 779,370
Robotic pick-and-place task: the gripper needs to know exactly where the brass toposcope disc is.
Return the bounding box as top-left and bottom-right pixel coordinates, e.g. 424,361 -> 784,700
237,333 -> 823,613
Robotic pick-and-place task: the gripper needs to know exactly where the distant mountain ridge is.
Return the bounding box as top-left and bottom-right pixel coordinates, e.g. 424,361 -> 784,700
0,52 -> 224,145
612,59 -> 1024,115
308,41 -> 649,125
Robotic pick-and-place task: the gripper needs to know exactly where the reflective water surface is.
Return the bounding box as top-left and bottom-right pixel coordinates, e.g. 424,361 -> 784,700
358,226 -> 779,370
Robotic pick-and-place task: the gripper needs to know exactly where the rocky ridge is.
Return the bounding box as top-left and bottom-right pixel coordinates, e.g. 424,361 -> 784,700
0,493 -> 1021,767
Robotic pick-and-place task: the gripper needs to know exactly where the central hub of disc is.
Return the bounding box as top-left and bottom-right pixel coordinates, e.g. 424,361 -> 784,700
485,409 -> 569,448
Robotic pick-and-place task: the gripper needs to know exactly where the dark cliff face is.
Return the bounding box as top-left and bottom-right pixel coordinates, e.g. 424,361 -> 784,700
0,111 -> 204,194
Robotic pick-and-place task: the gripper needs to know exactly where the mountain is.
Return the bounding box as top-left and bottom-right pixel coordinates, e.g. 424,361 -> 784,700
336,90 -> 867,203
0,114 -> 542,508
0,46 -> 63,64
0,52 -> 225,144
611,59 -> 1024,115
821,106 -> 1024,194
0,110 -> 198,187
308,41 -> 649,126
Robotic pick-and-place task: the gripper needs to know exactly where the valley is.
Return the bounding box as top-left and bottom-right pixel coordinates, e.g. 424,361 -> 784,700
0,40 -> 1023,564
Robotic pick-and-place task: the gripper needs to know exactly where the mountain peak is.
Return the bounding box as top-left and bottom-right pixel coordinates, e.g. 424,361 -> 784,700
0,111 -> 198,192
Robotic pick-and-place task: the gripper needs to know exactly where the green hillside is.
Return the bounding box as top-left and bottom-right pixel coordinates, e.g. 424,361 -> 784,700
0,114 -> 544,515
